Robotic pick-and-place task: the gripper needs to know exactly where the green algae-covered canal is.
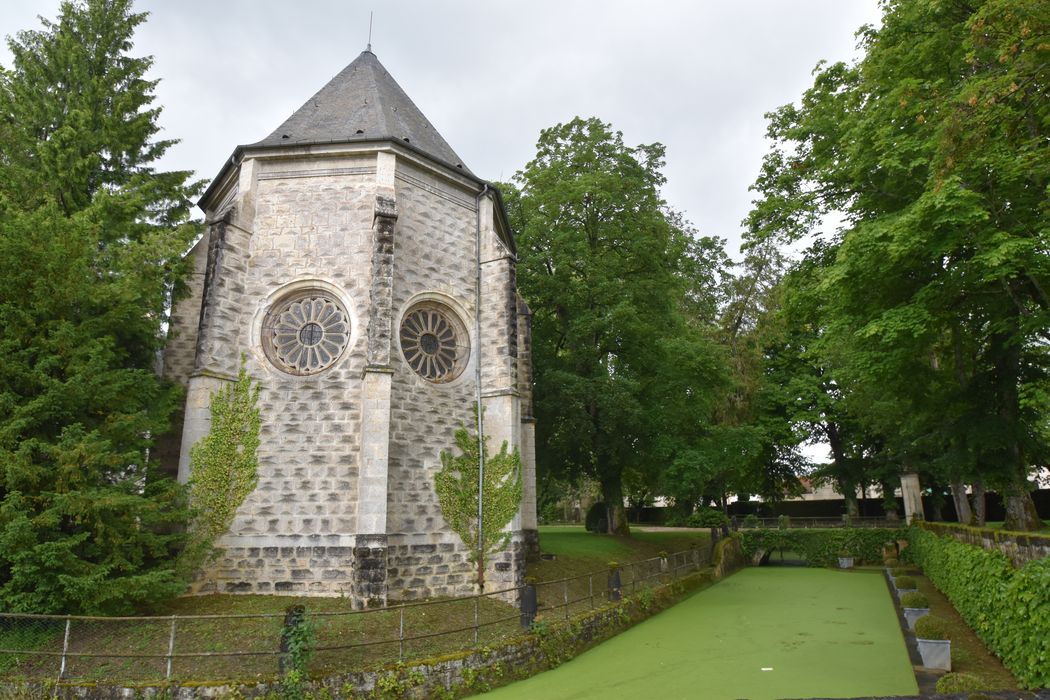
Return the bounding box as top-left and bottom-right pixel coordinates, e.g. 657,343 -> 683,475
480,567 -> 918,700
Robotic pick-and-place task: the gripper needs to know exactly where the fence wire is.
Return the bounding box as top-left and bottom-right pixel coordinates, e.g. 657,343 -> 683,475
0,545 -> 710,684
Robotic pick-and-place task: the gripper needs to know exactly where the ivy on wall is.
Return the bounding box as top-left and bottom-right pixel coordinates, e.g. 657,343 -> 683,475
434,411 -> 522,591
185,359 -> 261,561
908,527 -> 1050,688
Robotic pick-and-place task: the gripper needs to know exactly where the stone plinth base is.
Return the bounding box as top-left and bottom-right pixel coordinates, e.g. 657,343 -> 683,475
522,528 -> 540,556
351,534 -> 388,608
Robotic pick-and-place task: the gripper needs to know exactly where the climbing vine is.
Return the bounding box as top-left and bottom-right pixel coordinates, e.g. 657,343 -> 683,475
434,409 -> 522,590
187,358 -> 261,554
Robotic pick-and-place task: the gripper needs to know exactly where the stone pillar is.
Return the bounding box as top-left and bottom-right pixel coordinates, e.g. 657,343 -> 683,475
901,472 -> 925,524
481,390 -> 522,523
177,373 -> 231,483
517,295 -> 539,555
520,418 -> 539,554
177,211 -> 238,483
352,168 -> 398,607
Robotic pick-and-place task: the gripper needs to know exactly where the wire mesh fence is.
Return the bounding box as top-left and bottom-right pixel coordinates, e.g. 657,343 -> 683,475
0,545 -> 711,684
532,547 -> 710,622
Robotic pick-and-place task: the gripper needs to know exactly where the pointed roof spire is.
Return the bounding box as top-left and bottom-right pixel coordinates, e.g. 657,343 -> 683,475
249,51 -> 470,173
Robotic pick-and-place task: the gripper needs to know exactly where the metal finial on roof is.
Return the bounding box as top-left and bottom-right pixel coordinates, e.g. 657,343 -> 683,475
367,11 -> 373,52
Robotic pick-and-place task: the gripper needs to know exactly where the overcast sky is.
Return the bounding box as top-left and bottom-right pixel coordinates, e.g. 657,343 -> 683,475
2,0 -> 882,257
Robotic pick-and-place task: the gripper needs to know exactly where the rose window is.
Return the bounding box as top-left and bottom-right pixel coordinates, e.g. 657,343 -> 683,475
265,294 -> 350,375
399,304 -> 469,382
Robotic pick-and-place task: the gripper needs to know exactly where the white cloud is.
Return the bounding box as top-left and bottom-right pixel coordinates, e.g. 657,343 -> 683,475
1,0 -> 882,255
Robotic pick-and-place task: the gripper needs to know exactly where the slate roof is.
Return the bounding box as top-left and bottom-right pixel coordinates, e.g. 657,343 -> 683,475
248,50 -> 471,174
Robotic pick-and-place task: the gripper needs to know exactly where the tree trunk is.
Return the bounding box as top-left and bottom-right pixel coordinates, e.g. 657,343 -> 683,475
837,476 -> 859,519
600,475 -> 630,536
879,479 -> 900,522
926,486 -> 944,522
1003,480 -> 1042,532
950,480 -> 973,525
844,490 -> 860,519
971,481 -> 986,527
826,422 -> 858,518
993,316 -> 1041,532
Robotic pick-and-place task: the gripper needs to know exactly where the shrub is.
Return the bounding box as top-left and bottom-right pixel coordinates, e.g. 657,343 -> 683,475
740,528 -> 904,568
914,615 -> 951,640
891,566 -> 911,577
935,672 -> 985,694
743,513 -> 759,528
894,575 -> 917,589
687,507 -> 729,529
908,526 -> 1050,688
662,511 -> 687,528
885,556 -> 899,567
900,592 -> 929,608
585,502 -> 607,533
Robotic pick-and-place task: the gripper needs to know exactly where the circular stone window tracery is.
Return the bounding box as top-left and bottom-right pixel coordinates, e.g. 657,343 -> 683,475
399,303 -> 469,383
264,293 -> 350,375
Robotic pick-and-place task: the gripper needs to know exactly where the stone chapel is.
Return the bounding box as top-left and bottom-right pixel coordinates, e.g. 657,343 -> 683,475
161,49 -> 538,605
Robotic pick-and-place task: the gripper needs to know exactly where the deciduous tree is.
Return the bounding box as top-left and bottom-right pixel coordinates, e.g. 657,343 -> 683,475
506,117 -> 728,534
748,0 -> 1049,529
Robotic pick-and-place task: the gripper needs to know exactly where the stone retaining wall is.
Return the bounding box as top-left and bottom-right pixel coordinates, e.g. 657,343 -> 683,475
918,521 -> 1050,568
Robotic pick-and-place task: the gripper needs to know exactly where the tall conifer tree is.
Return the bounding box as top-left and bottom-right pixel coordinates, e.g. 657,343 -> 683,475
0,0 -> 201,613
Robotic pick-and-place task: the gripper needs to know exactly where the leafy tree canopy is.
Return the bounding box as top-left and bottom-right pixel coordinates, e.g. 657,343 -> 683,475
505,117 -> 731,532
748,0 -> 1049,529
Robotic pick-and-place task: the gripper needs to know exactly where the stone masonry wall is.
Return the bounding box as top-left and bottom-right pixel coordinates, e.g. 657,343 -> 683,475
162,232 -> 210,388
181,149 -> 528,601
191,155 -> 377,596
386,162 -> 484,599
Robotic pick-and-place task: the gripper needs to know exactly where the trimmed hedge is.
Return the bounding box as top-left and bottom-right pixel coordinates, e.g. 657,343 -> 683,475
914,614 -> 951,640
908,527 -> 1050,688
740,528 -> 904,567
894,575 -> 917,589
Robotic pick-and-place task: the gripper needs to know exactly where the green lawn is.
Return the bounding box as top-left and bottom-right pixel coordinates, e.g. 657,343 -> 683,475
528,526 -> 713,617
479,567 -> 918,700
535,525 -> 710,561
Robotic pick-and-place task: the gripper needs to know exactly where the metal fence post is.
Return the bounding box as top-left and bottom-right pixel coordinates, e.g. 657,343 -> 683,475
166,616 -> 177,680
57,617 -> 71,682
398,607 -> 405,662
563,579 -> 569,618
519,583 -> 537,629
607,566 -> 622,602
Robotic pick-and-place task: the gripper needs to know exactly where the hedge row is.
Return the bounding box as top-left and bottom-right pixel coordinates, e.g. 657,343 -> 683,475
739,528 -> 903,567
907,527 -> 1050,688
